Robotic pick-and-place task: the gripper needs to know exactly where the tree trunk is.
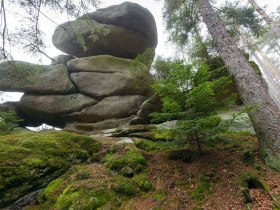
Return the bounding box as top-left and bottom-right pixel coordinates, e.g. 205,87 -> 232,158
198,0 -> 280,159
248,0 -> 280,38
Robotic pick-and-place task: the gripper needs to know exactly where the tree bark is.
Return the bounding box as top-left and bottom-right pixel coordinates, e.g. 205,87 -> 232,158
248,0 -> 280,38
198,0 -> 280,158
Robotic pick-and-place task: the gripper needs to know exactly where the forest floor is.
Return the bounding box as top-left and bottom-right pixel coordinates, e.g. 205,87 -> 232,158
2,119 -> 280,209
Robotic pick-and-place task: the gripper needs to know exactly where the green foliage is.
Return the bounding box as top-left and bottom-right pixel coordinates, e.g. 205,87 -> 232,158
219,1 -> 266,38
0,131 -> 100,207
134,48 -> 155,68
0,110 -> 22,134
1,0 -> 100,60
189,174 -> 212,204
151,57 -> 237,152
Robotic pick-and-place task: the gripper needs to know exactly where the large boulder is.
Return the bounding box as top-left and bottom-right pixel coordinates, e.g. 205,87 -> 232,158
83,2 -> 157,47
52,18 -> 153,59
69,55 -> 152,98
67,55 -> 140,73
71,72 -> 151,98
64,95 -> 147,123
19,94 -> 98,127
0,61 -> 75,94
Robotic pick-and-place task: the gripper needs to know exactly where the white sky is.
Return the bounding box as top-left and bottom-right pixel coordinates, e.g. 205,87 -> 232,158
8,0 -> 280,65
2,0 -> 280,102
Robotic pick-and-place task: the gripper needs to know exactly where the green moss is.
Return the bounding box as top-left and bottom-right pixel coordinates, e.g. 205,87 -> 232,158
102,149 -> 147,175
133,174 -> 152,192
41,178 -> 64,201
134,139 -> 185,151
260,148 -> 280,172
249,61 -> 262,77
152,193 -> 166,201
0,131 -> 100,208
115,178 -> 136,196
189,175 -> 212,204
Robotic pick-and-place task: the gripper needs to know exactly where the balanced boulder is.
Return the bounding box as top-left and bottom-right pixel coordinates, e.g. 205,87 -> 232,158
52,2 -> 157,59
83,1 -> 158,47
0,61 -> 75,94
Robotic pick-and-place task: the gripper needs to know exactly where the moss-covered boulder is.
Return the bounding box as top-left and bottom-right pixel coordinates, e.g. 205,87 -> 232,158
0,131 -> 100,208
67,55 -> 142,73
0,61 -> 75,94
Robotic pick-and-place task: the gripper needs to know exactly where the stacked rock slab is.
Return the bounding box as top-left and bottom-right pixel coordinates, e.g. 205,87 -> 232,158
0,2 -> 160,132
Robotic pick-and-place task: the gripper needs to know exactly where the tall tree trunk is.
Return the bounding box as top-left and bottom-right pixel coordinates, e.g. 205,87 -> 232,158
198,0 -> 280,159
248,0 -> 280,38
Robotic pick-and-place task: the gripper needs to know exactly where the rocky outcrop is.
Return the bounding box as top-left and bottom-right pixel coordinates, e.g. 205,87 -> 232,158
0,61 -> 75,94
67,55 -> 143,73
19,94 -> 98,127
64,95 -> 146,123
52,19 -> 153,59
83,2 -> 158,47
52,2 -> 157,59
0,2 -> 159,132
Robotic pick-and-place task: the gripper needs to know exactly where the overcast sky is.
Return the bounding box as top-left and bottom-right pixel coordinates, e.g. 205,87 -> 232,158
8,0 -> 280,65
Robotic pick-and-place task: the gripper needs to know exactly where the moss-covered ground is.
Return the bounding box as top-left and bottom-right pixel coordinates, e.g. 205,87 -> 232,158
0,131 -> 100,207
2,129 -> 280,209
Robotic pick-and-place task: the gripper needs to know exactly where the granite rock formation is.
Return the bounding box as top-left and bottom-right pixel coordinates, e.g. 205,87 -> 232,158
0,2 -> 161,133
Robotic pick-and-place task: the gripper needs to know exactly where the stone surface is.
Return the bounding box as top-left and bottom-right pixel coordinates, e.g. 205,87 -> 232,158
19,94 -> 98,127
51,54 -> 75,65
83,2 -> 157,47
70,72 -> 152,98
67,55 -> 143,73
52,18 -> 153,59
137,94 -> 163,123
64,117 -> 134,134
0,61 -> 75,94
64,95 -> 147,123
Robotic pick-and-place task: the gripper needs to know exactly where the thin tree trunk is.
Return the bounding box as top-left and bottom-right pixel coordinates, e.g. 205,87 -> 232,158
198,0 -> 280,158
248,0 -> 280,38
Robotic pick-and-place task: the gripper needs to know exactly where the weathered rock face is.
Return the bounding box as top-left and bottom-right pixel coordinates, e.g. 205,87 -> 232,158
0,61 -> 76,94
0,2 -> 160,132
67,55 -> 140,73
52,19 -> 153,59
52,2 -> 157,59
64,95 -> 147,123
69,55 -> 152,98
19,94 -> 98,127
83,2 -> 158,47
